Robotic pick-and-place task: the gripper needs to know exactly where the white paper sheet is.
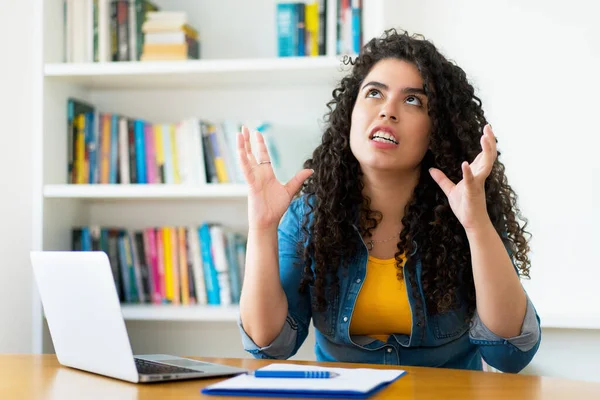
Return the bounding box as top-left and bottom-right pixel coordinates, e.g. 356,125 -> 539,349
204,363 -> 406,395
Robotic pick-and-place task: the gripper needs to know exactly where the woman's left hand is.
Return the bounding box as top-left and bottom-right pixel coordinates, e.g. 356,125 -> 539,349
429,124 -> 497,232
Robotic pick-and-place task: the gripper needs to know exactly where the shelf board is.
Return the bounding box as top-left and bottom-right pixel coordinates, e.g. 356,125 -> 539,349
43,184 -> 248,200
538,314 -> 600,330
119,305 -> 594,328
120,304 -> 239,322
44,57 -> 350,89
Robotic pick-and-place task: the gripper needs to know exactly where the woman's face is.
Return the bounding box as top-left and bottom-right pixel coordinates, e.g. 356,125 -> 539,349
349,58 -> 432,173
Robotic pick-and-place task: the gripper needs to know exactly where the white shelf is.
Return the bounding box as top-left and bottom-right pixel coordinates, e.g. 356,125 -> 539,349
119,304 -> 596,328
539,314 -> 600,330
43,184 -> 248,200
120,304 -> 239,322
44,57 -> 350,89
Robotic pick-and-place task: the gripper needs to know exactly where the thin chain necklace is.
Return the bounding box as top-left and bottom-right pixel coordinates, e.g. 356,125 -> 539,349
366,232 -> 400,251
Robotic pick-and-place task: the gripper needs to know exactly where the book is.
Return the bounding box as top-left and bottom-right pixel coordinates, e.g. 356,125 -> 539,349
67,98 -> 95,184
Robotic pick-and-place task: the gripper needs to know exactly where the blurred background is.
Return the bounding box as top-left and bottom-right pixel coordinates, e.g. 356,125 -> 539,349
1,0 -> 599,383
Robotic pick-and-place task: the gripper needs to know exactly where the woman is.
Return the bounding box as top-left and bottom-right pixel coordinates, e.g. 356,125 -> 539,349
236,29 -> 540,372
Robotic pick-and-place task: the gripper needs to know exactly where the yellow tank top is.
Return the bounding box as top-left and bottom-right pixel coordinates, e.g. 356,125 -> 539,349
349,256 -> 412,342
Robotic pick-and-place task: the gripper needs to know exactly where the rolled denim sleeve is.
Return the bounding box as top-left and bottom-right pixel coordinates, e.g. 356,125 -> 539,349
468,240 -> 542,373
468,239 -> 542,373
238,314 -> 305,359
469,293 -> 541,373
469,291 -> 541,371
238,198 -> 312,360
470,294 -> 540,352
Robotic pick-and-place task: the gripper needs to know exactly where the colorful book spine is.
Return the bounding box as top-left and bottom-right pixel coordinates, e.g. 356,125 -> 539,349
124,232 -> 139,302
154,124 -> 165,183
226,231 -> 242,304
296,3 -> 305,56
129,230 -> 145,303
163,227 -> 174,302
200,121 -> 218,183
209,225 -> 231,306
118,117 -> 130,184
75,114 -> 86,184
170,226 -> 180,305
146,228 -> 162,303
86,112 -> 97,183
136,231 -> 152,303
178,227 -> 189,305
144,123 -> 157,183
106,229 -> 124,301
156,226 -> 166,301
116,0 -> 130,61
199,224 -> 220,305
109,114 -> 119,183
305,2 -> 319,56
188,226 -> 207,305
117,233 -> 133,302
276,3 -> 297,57
142,228 -> 158,304
100,113 -> 111,184
351,0 -> 361,54
127,119 -> 137,183
134,119 -> 147,183
208,125 -> 229,183
317,0 -> 327,55
67,98 -> 95,183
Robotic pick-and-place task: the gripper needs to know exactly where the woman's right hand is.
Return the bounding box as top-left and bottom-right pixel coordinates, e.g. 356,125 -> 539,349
237,126 -> 314,232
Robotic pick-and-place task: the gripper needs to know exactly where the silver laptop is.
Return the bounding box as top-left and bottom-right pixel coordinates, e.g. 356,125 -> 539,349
30,251 -> 247,383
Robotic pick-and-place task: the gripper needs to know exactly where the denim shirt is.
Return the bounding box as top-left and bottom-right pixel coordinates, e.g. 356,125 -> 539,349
239,197 -> 541,373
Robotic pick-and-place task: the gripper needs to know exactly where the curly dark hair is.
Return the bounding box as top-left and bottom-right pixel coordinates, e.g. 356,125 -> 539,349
297,28 -> 531,320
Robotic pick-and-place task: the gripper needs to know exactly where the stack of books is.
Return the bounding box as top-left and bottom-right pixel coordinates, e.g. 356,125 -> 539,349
141,11 -> 200,61
72,224 -> 247,306
63,0 -> 160,63
66,98 -> 284,186
275,0 -> 363,57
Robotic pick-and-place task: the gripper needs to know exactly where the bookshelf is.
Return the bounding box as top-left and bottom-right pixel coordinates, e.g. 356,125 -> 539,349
44,57 -> 348,89
33,0 -> 387,356
120,304 -> 240,322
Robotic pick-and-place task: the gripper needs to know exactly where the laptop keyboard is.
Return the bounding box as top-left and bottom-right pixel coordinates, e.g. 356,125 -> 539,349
135,358 -> 201,375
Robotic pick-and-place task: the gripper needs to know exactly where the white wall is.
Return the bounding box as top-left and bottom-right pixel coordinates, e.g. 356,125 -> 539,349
0,0 -> 35,353
521,328 -> 600,381
381,0 -> 600,382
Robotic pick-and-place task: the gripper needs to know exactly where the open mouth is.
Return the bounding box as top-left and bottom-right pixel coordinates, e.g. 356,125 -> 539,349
370,130 -> 399,145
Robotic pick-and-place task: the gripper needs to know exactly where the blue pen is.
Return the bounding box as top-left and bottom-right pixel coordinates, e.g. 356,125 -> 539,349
253,370 -> 339,379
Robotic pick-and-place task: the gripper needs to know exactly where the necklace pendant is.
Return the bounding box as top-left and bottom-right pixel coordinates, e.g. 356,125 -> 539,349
367,240 -> 374,251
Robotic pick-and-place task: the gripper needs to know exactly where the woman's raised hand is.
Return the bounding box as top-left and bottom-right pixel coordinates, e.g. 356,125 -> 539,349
237,126 -> 313,231
429,124 -> 497,233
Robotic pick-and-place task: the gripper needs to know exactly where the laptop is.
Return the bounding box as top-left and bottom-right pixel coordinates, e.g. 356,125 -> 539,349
30,251 -> 248,383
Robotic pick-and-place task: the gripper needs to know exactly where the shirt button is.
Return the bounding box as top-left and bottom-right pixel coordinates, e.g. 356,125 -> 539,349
416,322 -> 422,327
343,316 -> 348,322
356,278 -> 361,283
387,348 -> 393,353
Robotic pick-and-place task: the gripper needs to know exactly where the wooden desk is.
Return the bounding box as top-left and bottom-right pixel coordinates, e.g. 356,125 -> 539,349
2,355 -> 599,399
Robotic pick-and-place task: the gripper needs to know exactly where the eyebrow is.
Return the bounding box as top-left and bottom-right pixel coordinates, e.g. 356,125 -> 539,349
361,81 -> 426,96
